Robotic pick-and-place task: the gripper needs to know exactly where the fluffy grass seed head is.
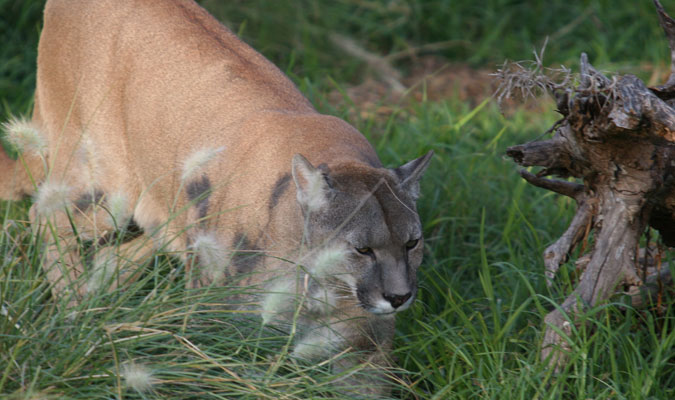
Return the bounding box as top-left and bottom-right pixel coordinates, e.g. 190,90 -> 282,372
34,181 -> 72,217
181,146 -> 225,181
191,232 -> 227,283
261,280 -> 295,325
122,363 -> 155,393
1,116 -> 47,155
106,192 -> 131,228
308,245 -> 356,295
310,246 -> 347,278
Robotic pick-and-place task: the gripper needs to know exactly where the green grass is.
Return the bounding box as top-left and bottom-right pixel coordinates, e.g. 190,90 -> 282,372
2,0 -> 674,120
200,0 -> 671,78
1,0 -> 674,399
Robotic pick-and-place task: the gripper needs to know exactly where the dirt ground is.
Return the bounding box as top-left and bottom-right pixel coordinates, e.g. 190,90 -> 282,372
327,56 -> 493,117
325,54 -> 560,123
326,53 -> 672,124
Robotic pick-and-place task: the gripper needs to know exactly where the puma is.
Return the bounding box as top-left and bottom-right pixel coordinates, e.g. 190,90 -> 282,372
0,0 -> 432,394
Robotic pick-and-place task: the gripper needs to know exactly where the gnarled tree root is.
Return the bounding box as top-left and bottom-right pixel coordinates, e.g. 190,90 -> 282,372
503,0 -> 675,370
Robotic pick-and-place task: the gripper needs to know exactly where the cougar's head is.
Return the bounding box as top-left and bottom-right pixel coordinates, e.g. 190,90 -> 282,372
291,151 -> 432,315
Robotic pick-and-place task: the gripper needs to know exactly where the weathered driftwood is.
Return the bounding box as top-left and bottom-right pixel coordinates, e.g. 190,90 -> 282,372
502,0 -> 675,368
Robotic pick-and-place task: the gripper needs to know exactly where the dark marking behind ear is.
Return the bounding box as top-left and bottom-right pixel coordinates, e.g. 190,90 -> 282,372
96,218 -> 143,247
231,233 -> 263,275
317,163 -> 330,174
74,189 -> 105,212
269,173 -> 291,210
186,175 -> 211,220
316,163 -> 336,190
87,218 -> 143,270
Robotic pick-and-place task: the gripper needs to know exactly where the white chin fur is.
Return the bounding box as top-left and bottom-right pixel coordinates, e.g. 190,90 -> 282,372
370,300 -> 396,315
368,295 -> 415,315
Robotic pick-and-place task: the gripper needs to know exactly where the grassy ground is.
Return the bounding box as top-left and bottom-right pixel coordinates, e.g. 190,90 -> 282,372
1,0 -> 674,399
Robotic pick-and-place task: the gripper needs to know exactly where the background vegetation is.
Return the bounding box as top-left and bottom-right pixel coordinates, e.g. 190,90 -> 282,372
0,0 -> 673,398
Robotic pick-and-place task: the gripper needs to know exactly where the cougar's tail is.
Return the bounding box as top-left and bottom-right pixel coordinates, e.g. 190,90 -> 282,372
0,117 -> 47,200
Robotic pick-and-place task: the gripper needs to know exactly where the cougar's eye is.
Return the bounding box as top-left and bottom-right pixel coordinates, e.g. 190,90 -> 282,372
405,239 -> 419,250
355,247 -> 373,255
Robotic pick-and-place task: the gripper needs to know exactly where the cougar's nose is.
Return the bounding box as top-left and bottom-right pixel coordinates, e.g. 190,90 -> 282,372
383,292 -> 412,309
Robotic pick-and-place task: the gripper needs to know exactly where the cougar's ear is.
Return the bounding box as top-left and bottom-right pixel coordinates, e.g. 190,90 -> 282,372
291,154 -> 332,212
394,150 -> 433,199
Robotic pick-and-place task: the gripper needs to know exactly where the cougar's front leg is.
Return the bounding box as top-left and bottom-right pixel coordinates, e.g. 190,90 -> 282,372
30,203 -> 89,305
332,317 -> 396,398
330,349 -> 395,398
30,187 -> 140,304
87,234 -> 157,293
294,313 -> 397,397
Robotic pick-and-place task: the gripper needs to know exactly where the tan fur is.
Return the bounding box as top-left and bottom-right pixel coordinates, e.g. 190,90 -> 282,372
0,0 -> 432,395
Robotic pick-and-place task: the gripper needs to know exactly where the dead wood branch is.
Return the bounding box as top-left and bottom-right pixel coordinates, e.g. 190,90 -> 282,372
330,33 -> 405,93
518,170 -> 584,200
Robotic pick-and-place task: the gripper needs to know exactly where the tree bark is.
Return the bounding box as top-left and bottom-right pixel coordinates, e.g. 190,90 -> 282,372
503,0 -> 675,369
